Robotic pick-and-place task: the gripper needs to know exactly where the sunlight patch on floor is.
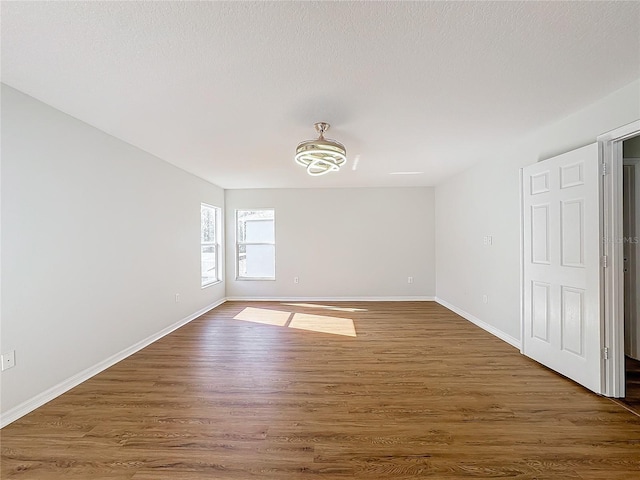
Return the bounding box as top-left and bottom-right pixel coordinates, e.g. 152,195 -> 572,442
281,302 -> 368,313
233,307 -> 292,326
233,307 -> 356,337
289,313 -> 357,337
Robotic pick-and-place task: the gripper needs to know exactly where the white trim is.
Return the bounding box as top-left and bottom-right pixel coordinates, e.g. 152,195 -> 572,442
621,159 -> 640,361
519,167 -> 525,354
201,279 -> 223,289
225,296 -> 436,302
435,297 -> 522,349
598,120 -> 640,144
235,208 -> 276,281
201,203 -> 222,287
599,120 -> 640,397
0,298 -> 226,428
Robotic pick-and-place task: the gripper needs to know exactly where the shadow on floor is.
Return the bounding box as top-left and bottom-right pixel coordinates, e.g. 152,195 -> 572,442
620,355 -> 640,415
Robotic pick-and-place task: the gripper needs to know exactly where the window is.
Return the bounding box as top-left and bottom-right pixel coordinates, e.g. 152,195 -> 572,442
236,209 -> 275,280
201,203 -> 221,287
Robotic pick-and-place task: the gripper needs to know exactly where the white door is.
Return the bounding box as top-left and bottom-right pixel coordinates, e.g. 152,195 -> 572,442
522,143 -> 603,394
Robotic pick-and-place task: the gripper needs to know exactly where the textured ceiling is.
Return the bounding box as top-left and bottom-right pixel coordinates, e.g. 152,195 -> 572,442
2,1 -> 639,189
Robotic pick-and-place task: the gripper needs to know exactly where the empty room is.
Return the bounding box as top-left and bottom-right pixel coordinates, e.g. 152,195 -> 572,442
2,1 -> 640,479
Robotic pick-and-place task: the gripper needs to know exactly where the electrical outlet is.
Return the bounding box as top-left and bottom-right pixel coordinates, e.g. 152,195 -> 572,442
482,295 -> 489,304
175,293 -> 181,303
408,276 -> 414,284
294,276 -> 299,284
1,350 -> 16,371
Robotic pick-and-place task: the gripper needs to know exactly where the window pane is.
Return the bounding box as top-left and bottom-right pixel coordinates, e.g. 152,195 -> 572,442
237,243 -> 247,277
201,206 -> 216,243
201,245 -> 217,285
237,210 -> 274,243
201,203 -> 220,287
246,219 -> 274,243
240,244 -> 275,278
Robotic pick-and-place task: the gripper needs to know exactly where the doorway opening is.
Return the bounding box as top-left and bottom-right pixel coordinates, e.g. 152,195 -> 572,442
599,120 -> 640,401
621,135 -> 640,414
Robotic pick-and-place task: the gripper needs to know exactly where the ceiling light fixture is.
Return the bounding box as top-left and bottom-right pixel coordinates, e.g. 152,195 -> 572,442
295,122 -> 347,176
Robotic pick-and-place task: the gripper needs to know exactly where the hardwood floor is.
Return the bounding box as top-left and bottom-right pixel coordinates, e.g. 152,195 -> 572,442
622,355 -> 640,415
2,301 -> 640,479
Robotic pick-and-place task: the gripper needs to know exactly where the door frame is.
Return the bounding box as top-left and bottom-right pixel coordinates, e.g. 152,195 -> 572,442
598,120 -> 640,397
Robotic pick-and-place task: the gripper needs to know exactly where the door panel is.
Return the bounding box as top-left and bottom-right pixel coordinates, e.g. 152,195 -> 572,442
531,281 -> 551,341
531,205 -> 550,264
561,286 -> 584,357
522,143 -> 603,394
560,199 -> 584,267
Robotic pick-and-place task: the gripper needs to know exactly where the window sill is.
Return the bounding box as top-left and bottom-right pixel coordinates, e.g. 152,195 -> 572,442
201,280 -> 222,289
235,277 -> 276,281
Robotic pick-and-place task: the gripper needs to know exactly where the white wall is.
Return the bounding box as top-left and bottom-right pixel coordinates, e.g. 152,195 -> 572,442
436,79 -> 640,344
0,85 -> 225,422
225,187 -> 435,299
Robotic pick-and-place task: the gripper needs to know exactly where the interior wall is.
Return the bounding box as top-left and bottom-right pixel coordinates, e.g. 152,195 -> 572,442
435,79 -> 640,343
0,84 -> 226,418
225,187 -> 435,300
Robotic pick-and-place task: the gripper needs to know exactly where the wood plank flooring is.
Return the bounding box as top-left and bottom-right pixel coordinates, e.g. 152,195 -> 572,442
2,301 -> 640,479
622,355 -> 640,416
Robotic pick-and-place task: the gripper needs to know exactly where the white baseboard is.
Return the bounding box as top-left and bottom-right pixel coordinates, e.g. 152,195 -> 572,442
0,298 -> 226,428
225,296 -> 436,302
435,297 -> 521,350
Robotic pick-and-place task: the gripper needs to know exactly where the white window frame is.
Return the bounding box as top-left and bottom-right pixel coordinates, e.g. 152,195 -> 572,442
236,208 -> 275,280
201,203 -> 221,288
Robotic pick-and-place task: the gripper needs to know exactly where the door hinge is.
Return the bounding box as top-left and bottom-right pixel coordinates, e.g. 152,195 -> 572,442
601,255 -> 608,268
601,163 -> 609,176
602,347 -> 610,360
